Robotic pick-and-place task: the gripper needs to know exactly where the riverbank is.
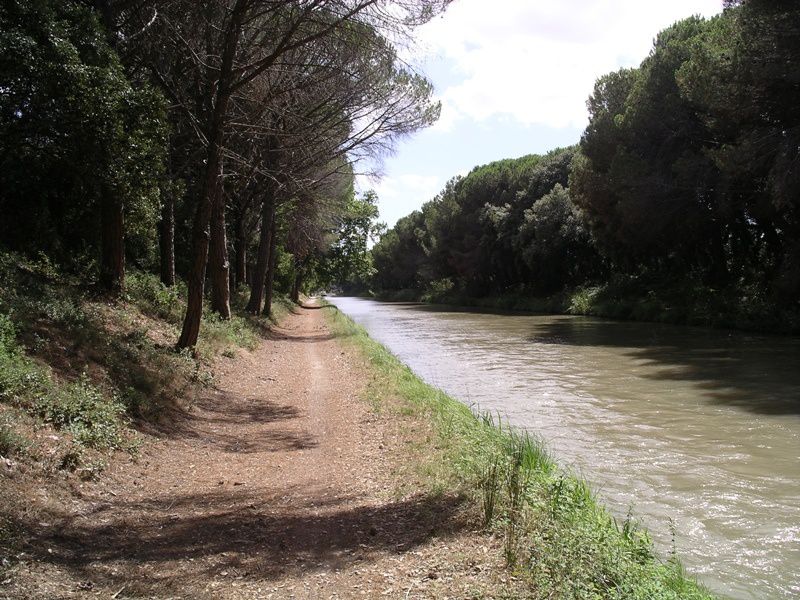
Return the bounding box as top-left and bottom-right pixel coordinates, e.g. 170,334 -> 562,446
0,295 -> 527,599
0,255 -> 715,598
374,278 -> 800,335
325,304 -> 715,599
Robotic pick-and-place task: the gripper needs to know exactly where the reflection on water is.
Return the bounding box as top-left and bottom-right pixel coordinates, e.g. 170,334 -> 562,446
329,297 -> 800,600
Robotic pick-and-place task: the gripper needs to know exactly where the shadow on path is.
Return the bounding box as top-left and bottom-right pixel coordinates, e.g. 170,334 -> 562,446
144,390 -> 318,454
28,488 -> 468,597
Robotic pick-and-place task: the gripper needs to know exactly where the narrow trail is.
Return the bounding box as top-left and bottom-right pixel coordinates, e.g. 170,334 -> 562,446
8,304 -> 517,599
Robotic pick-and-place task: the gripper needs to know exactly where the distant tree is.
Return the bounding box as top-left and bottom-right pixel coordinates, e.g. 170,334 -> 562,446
516,184 -> 599,292
371,210 -> 430,291
679,1 -> 800,300
313,190 -> 384,292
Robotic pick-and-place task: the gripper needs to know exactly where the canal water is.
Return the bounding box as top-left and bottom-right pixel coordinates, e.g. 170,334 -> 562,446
328,297 -> 800,600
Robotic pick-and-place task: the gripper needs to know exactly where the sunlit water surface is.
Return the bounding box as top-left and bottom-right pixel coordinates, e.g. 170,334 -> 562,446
329,297 -> 800,600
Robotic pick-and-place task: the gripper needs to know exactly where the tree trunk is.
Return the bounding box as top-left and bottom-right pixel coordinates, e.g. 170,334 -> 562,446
209,194 -> 231,318
245,197 -> 276,313
159,192 -> 176,287
177,5 -> 244,349
234,208 -> 247,288
263,216 -> 279,317
290,268 -> 302,304
100,193 -> 125,296
177,161 -> 218,348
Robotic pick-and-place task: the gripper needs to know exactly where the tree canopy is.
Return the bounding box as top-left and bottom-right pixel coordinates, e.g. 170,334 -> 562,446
0,0 -> 449,346
372,2 -> 800,329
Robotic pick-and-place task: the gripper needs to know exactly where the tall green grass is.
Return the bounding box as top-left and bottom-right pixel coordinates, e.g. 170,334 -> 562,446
325,306 -> 715,599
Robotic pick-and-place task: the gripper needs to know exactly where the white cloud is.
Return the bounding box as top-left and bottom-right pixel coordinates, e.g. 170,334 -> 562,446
366,1 -> 726,229
414,0 -> 723,130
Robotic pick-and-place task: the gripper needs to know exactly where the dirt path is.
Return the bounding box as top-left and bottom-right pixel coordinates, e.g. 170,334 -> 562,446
5,304 -> 518,599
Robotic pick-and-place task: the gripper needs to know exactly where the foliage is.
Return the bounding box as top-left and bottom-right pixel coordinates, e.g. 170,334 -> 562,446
373,147 -> 599,297
0,0 -> 167,277
126,271 -> 186,324
0,248 -> 288,475
372,209 -> 432,291
572,6 -> 800,312
0,0 -> 447,345
35,375 -> 126,450
0,417 -> 28,457
0,310 -> 126,451
310,190 -> 385,293
372,4 -> 800,332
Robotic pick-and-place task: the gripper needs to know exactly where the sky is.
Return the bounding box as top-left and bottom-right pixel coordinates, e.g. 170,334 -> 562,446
358,0 -> 723,230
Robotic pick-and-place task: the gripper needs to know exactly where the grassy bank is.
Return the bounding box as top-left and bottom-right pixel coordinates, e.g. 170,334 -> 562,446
0,251 -> 296,579
375,276 -> 800,334
0,251 -> 291,474
324,305 -> 715,599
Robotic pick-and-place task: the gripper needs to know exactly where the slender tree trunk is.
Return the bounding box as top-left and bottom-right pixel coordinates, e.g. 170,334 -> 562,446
177,152 -> 220,348
263,215 -> 279,316
290,268 -> 302,304
159,192 -> 176,287
209,193 -> 231,318
177,5 -> 244,349
100,193 -> 125,295
245,197 -> 276,313
234,208 -> 247,288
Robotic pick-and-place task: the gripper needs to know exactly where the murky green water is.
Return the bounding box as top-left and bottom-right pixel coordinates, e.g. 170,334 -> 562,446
329,297 -> 800,600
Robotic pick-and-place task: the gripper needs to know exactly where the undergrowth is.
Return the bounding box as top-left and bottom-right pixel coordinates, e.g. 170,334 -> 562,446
325,306 -> 715,599
0,251 -> 281,471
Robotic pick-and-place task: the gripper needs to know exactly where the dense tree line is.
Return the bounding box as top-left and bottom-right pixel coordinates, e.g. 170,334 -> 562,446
373,147 -> 600,297
373,1 -> 800,326
0,0 -> 447,347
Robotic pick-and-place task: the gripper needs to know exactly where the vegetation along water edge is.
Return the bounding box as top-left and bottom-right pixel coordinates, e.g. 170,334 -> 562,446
364,4 -> 800,335
324,303 -> 716,600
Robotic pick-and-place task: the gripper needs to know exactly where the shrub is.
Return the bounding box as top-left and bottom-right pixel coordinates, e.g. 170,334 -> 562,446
0,420 -> 28,457
1,312 -> 128,452
568,285 -> 602,315
126,271 -> 185,323
421,278 -> 455,303
35,374 -> 126,450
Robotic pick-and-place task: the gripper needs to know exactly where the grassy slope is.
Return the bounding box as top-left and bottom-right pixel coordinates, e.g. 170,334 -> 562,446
0,251 -> 293,575
325,305 -> 716,600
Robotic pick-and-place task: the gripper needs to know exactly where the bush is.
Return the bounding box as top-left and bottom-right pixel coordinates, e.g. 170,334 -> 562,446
126,271 -> 185,323
1,311 -> 128,451
201,313 -> 259,354
421,278 -> 455,303
0,419 -> 28,457
0,313 -> 15,356
0,313 -> 48,405
568,286 -> 602,315
35,374 -> 126,450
